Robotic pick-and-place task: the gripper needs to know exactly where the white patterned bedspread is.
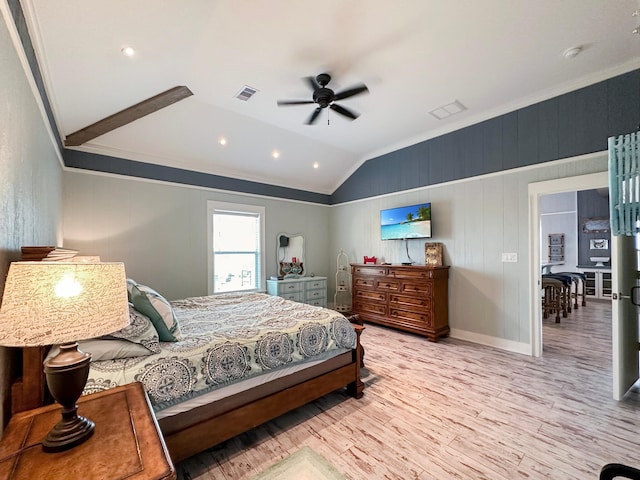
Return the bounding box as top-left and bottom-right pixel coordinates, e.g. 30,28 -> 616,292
84,292 -> 357,412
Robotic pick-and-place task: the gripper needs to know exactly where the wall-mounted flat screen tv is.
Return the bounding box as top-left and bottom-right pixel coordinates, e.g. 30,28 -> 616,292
380,202 -> 432,240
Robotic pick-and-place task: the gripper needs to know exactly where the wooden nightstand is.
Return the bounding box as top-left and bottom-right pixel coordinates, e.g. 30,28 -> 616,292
0,382 -> 175,480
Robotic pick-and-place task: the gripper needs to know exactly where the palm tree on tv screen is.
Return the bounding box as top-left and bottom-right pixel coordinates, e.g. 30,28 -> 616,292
417,205 -> 430,221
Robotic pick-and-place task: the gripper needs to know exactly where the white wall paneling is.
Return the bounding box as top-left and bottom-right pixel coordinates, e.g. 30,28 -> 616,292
330,152 -> 609,354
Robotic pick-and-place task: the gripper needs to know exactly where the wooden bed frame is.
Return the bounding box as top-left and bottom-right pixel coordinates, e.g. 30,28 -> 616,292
11,326 -> 364,463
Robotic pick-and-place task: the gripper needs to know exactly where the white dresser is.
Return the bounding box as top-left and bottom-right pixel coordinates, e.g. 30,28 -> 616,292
266,276 -> 327,307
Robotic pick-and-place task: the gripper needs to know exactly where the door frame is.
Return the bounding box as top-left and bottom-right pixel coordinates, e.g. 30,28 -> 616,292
528,170 -> 609,357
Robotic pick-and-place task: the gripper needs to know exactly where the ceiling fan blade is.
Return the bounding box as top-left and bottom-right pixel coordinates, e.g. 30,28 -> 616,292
277,99 -> 315,106
65,86 -> 193,147
334,83 -> 368,101
330,103 -> 358,120
306,107 -> 323,125
305,76 -> 321,92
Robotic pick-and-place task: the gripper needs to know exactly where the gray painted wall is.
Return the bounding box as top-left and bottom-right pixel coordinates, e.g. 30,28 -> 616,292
62,171 -> 330,301
64,151 -> 608,352
539,191 -> 578,273
329,153 -> 608,351
0,10 -> 63,429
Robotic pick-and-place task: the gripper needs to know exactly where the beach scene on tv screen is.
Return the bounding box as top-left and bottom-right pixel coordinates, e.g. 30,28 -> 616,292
381,203 -> 431,240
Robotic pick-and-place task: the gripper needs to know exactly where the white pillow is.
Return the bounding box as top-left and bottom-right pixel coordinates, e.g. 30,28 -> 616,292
101,304 -> 161,354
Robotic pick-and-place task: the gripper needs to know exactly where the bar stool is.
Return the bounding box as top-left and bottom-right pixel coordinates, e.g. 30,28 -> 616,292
556,272 -> 587,309
543,273 -> 573,315
542,277 -> 564,323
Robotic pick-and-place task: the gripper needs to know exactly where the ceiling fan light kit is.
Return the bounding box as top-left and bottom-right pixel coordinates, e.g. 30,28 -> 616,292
277,72 -> 369,125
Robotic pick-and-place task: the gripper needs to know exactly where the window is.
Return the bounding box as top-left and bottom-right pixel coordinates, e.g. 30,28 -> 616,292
207,201 -> 265,294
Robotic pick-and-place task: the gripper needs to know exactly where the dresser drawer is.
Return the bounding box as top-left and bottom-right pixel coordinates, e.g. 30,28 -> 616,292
307,297 -> 327,308
354,277 -> 375,288
399,281 -> 431,295
375,279 -> 399,291
306,288 -> 326,302
388,307 -> 432,327
279,282 -> 303,294
305,278 -> 326,290
280,291 -> 303,302
389,293 -> 431,312
390,268 -> 434,280
354,289 -> 386,303
354,301 -> 386,316
353,266 -> 387,276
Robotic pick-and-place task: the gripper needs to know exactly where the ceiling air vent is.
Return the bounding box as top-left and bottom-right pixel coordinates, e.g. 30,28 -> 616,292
428,100 -> 467,120
235,85 -> 258,101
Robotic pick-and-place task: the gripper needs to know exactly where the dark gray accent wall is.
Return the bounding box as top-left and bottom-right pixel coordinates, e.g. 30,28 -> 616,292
330,70 -> 640,204
63,150 -> 331,204
7,0 -> 63,151
577,189 -> 611,266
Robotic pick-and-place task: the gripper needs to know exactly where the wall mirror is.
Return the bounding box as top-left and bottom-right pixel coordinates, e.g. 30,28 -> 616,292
276,233 -> 305,277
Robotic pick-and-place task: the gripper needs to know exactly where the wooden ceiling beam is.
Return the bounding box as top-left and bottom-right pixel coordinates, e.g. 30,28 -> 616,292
64,85 -> 193,147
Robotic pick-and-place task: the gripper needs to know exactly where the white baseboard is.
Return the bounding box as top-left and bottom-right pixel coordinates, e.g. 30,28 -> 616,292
449,328 -> 532,356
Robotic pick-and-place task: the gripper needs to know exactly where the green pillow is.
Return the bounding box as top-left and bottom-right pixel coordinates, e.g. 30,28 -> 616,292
131,284 -> 181,342
126,278 -> 138,302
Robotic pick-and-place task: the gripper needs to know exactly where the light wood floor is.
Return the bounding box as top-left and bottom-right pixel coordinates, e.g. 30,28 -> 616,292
177,301 -> 640,479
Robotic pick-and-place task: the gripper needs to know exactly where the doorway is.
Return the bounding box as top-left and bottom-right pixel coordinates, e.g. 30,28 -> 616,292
528,171 -> 609,357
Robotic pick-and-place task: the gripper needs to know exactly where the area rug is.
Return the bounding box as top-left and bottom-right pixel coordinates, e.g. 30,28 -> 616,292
251,446 -> 346,480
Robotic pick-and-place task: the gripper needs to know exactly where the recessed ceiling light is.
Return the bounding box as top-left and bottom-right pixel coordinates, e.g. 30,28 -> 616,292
121,46 -> 136,57
272,150 -> 280,159
313,162 -> 319,169
219,137 -> 227,146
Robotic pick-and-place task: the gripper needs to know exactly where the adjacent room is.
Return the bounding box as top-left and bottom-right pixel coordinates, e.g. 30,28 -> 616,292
1,1 -> 640,479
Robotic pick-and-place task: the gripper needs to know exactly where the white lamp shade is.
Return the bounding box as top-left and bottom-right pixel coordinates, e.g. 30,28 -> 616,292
0,262 -> 129,346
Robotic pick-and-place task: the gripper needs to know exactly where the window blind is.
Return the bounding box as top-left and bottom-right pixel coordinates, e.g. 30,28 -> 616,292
609,131 -> 640,236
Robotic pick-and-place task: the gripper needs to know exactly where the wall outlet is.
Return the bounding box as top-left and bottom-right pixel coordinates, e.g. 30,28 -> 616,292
501,252 -> 518,263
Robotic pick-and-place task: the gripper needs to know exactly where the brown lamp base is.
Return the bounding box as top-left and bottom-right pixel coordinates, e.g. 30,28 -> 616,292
42,414 -> 94,452
43,342 -> 94,453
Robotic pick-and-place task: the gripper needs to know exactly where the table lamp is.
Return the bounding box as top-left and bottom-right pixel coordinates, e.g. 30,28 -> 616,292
0,261 -> 129,452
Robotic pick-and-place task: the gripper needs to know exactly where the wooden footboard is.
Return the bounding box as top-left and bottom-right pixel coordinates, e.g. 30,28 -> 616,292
10,325 -> 364,463
161,325 -> 364,463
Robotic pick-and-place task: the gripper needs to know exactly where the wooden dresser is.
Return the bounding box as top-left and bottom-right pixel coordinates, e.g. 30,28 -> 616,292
350,264 -> 449,341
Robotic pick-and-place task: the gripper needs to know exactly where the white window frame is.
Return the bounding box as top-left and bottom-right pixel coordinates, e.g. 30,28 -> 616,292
207,201 -> 266,295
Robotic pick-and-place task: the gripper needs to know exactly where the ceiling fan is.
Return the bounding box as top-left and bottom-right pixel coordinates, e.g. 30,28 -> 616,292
277,73 -> 368,125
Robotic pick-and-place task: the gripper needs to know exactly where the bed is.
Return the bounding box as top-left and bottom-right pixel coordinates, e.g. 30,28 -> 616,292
11,284 -> 364,463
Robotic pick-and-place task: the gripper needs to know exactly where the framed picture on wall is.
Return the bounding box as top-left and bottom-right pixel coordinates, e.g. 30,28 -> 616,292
548,233 -> 564,245
590,239 -> 609,249
582,217 -> 610,233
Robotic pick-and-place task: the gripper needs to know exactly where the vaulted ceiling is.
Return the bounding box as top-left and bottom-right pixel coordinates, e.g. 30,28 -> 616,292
22,0 -> 640,194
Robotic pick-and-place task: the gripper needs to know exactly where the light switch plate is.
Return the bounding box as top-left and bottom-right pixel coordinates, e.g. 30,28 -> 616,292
501,252 -> 518,263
